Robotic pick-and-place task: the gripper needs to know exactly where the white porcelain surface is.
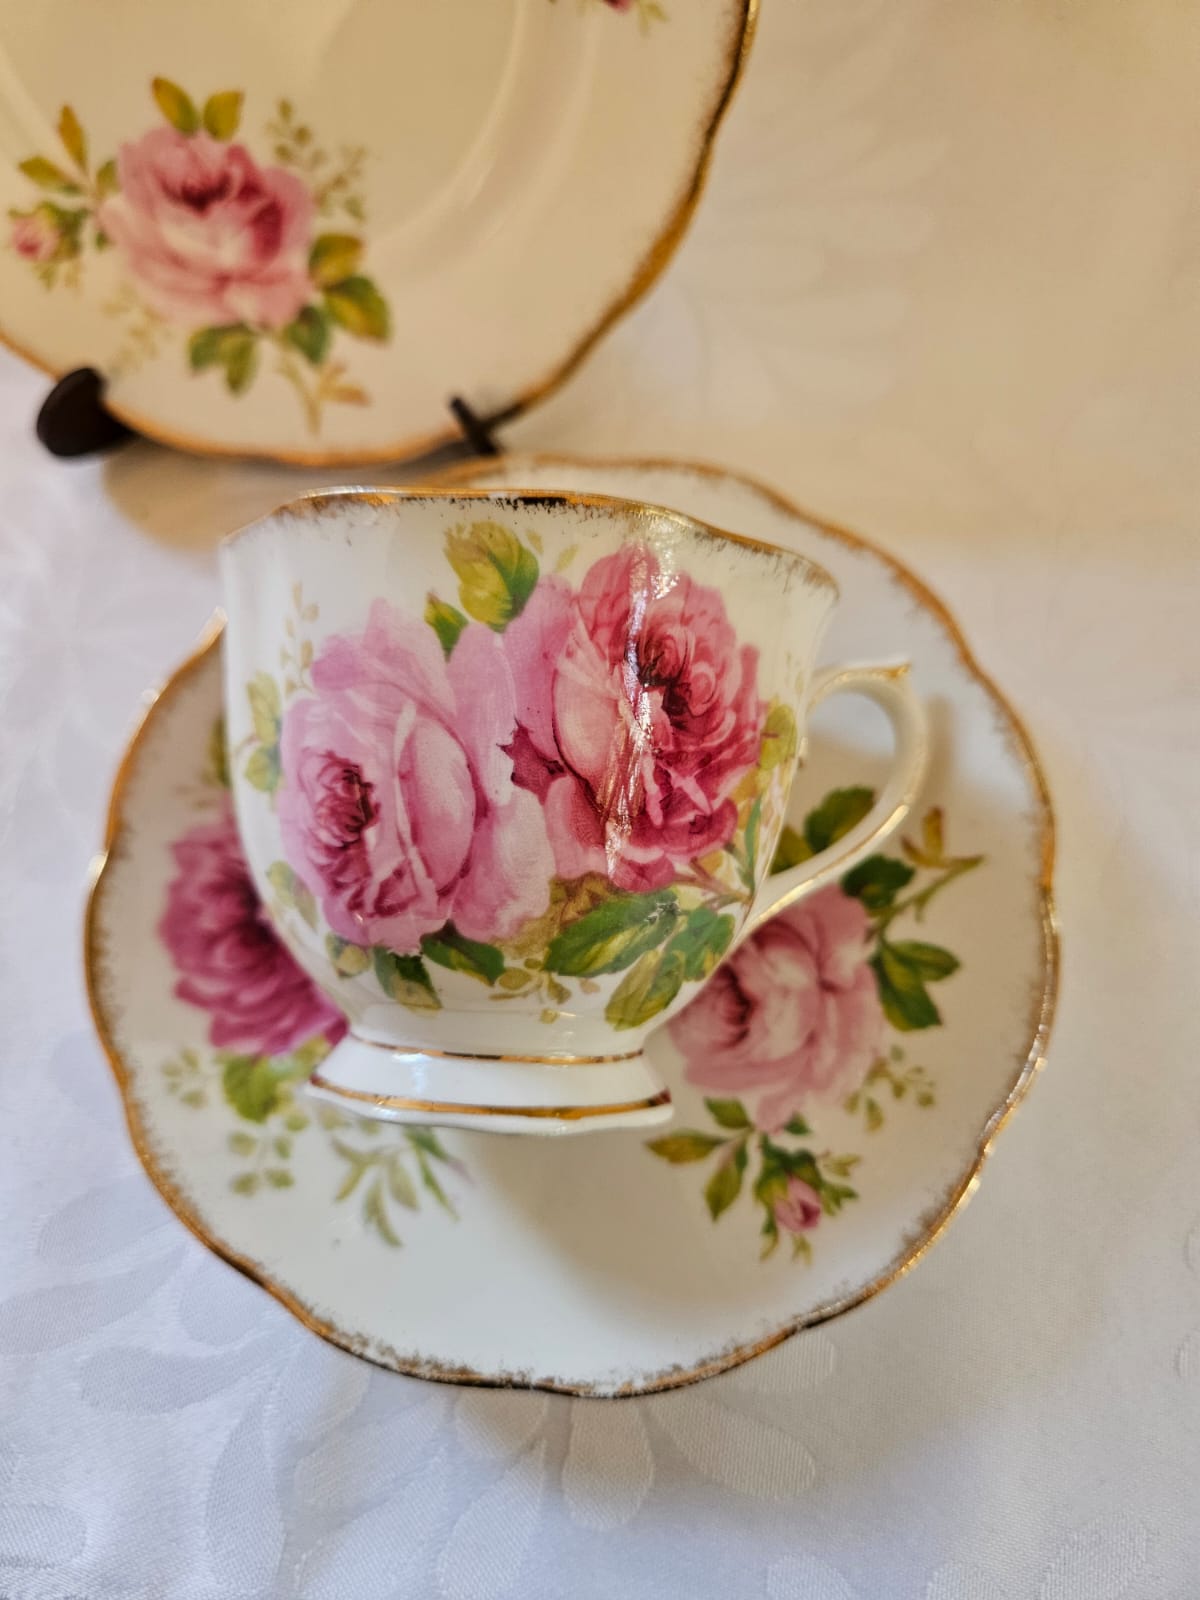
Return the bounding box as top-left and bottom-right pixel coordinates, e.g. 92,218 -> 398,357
86,459 -> 1054,1395
219,489 -> 926,1132
0,0 -> 750,460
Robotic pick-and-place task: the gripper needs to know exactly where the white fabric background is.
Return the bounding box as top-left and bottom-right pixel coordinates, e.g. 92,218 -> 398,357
1,0 -> 1198,1594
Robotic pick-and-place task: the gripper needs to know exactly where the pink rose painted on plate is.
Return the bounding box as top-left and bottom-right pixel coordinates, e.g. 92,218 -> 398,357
11,81 -> 391,431
99,127 -> 313,328
159,797 -> 344,1058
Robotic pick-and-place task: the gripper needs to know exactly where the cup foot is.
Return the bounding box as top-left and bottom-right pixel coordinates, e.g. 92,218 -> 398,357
304,1036 -> 674,1137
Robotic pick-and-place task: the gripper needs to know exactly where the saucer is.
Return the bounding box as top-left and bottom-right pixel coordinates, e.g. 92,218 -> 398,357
86,457 -> 1057,1395
0,0 -> 752,462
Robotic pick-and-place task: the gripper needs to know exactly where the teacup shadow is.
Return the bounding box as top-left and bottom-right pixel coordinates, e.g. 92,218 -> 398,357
100,432 -> 478,552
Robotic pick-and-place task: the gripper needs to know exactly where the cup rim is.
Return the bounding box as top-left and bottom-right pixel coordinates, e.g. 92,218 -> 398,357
220,485 -> 840,599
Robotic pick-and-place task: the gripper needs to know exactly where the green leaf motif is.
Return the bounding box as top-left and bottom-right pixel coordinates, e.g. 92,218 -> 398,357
152,77 -> 200,134
284,305 -> 330,366
804,787 -> 875,854
326,933 -> 371,977
668,907 -> 735,982
373,948 -> 441,1011
18,155 -> 78,193
266,860 -> 318,930
309,232 -> 363,288
871,943 -> 941,1031
446,521 -> 539,632
741,798 -> 762,891
842,854 -> 915,912
57,106 -> 87,171
888,940 -> 960,980
246,671 -> 281,745
324,275 -> 390,340
758,702 -> 798,772
771,824 -> 810,873
207,716 -> 229,788
605,947 -> 685,1030
705,1097 -> 751,1131
783,1114 -> 812,1137
421,923 -> 505,986
387,1159 -> 418,1210
645,1131 -> 724,1163
546,889 -> 679,977
424,593 -> 468,657
705,1142 -> 747,1220
95,158 -> 119,198
244,744 -> 280,793
221,1055 -> 288,1123
224,332 -> 258,395
188,323 -> 258,395
202,90 -> 243,140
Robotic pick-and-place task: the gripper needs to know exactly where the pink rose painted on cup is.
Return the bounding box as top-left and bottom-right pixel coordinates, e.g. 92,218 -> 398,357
159,798 -> 345,1058
670,884 -> 884,1129
503,545 -> 764,892
99,126 -> 312,328
278,600 -> 554,954
773,1177 -> 823,1235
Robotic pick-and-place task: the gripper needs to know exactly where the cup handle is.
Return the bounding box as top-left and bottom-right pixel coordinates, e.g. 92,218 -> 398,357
740,662 -> 929,943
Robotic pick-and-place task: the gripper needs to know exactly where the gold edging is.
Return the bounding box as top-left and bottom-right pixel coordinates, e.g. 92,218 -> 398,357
83,455 -> 1058,1399
308,1073 -> 669,1121
226,484 -> 839,589
345,1035 -> 643,1066
0,2 -> 757,467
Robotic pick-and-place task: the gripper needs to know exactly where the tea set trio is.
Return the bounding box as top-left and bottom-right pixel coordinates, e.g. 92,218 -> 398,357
4,0 -> 1056,1393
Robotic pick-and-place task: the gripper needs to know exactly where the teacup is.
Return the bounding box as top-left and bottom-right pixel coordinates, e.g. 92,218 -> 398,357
220,490 -> 927,1135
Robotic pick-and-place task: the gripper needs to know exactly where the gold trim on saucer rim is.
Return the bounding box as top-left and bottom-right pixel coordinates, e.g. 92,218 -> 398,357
83,457 -> 1059,1398
307,1073 -> 670,1121
1,2 -> 757,466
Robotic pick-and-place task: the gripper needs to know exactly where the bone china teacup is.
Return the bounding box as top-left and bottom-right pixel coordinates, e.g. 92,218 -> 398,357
220,490 -> 927,1135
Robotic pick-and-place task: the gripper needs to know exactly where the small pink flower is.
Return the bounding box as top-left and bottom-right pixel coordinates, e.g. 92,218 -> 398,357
774,1176 -> 822,1234
502,546 -> 764,892
159,799 -> 345,1058
670,885 -> 884,1129
277,601 -> 553,955
10,206 -> 63,263
98,126 -> 313,328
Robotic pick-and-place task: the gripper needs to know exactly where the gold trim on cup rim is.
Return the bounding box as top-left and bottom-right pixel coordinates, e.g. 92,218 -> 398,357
221,485 -> 841,596
0,2 -> 758,466
83,455 -> 1059,1399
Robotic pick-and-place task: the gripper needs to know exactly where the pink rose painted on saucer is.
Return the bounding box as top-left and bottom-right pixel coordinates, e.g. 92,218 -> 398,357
648,794 -> 982,1261
159,797 -> 345,1059
99,127 -> 313,329
670,885 -> 884,1131
503,546 -> 764,892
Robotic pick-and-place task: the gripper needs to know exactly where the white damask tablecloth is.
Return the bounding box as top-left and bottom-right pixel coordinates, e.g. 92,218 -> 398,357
1,2 -> 1198,1595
